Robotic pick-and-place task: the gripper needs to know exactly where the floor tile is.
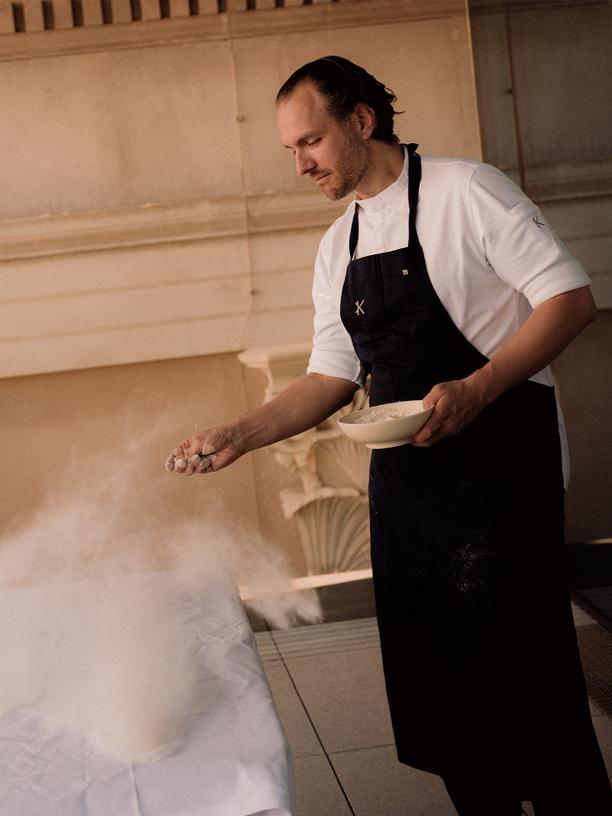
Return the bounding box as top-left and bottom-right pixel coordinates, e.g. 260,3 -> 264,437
253,629 -> 281,663
293,754 -> 354,816
271,617 -> 381,659
316,579 -> 377,623
263,662 -> 323,758
283,647 -> 395,752
575,621 -> 612,717
329,745 -> 454,816
245,604 -> 269,632
592,714 -> 612,780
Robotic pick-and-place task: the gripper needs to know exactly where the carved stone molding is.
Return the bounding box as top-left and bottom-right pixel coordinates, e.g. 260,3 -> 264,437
0,189 -> 345,262
468,0 -> 607,14
524,160 -> 612,203
0,1 -> 468,61
2,176 -> 609,261
292,494 -> 371,574
239,343 -> 371,575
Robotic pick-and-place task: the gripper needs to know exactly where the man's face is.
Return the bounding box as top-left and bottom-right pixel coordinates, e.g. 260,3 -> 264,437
276,81 -> 368,201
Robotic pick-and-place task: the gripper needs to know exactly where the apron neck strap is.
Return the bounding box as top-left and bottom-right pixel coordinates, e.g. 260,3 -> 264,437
348,143 -> 421,260
349,203 -> 360,259
405,143 -> 421,251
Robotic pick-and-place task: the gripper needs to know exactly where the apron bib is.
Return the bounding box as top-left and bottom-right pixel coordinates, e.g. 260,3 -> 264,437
339,145 -> 608,793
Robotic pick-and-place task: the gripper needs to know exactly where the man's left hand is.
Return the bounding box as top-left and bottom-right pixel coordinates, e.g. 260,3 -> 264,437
411,378 -> 487,447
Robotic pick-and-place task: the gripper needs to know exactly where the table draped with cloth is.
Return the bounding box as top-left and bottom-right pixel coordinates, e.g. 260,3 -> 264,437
0,569 -> 294,816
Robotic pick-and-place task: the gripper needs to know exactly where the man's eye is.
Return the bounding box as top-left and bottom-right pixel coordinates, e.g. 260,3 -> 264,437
307,138 -> 321,146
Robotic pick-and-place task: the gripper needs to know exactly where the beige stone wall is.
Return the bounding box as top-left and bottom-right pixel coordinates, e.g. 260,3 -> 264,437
0,0 -> 480,574
552,309 -> 612,543
469,0 -> 612,540
0,0 -> 479,379
0,351 -> 308,574
469,0 -> 612,304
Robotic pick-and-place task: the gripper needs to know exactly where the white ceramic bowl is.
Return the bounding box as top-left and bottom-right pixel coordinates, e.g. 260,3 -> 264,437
337,400 -> 433,449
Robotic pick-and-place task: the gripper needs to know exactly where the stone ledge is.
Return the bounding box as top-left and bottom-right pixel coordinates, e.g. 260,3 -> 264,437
469,0 -> 607,14
0,0 -> 467,61
524,160 -> 612,204
1,172 -> 609,261
0,189 -> 345,261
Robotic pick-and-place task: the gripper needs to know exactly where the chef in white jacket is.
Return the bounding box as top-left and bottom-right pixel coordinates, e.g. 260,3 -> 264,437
169,56 -> 611,815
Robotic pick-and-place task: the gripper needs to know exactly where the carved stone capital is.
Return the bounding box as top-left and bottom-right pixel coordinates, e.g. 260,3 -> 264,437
239,343 -> 371,575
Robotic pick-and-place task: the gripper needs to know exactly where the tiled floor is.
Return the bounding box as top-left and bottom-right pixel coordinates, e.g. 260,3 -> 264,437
253,596 -> 612,816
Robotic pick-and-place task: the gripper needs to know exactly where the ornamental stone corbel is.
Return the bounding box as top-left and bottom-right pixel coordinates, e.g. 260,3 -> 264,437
238,344 -> 371,575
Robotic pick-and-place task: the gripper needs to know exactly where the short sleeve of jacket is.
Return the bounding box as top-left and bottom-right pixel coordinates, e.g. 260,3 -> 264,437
306,235 -> 365,386
469,163 -> 590,307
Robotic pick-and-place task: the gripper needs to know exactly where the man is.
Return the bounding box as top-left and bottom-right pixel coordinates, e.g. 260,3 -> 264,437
168,57 -> 611,813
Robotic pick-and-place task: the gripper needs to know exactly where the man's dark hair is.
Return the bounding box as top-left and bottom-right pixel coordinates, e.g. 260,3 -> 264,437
276,56 -> 401,145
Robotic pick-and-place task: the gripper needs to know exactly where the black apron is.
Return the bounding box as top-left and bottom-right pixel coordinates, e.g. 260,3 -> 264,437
339,144 -> 610,796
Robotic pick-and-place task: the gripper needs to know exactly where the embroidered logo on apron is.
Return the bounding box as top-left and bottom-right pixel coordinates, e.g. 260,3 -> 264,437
355,299 -> 365,316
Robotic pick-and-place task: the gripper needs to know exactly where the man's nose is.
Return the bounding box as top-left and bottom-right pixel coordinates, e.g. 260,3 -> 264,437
295,151 -> 315,176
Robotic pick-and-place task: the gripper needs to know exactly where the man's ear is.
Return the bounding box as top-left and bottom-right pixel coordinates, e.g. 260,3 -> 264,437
352,102 -> 376,140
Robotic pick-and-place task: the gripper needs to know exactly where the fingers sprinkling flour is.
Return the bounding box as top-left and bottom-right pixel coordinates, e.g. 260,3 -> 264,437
185,455 -> 201,476
164,447 -> 184,473
195,456 -> 213,474
165,448 -> 216,475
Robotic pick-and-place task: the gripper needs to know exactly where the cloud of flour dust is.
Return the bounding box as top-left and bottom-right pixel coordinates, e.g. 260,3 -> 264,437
0,443 -> 321,763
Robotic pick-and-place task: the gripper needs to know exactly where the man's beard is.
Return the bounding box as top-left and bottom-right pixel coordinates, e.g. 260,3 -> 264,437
319,128 -> 368,201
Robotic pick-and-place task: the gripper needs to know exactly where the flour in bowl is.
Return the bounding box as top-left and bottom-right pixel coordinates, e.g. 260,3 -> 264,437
354,405 -> 420,424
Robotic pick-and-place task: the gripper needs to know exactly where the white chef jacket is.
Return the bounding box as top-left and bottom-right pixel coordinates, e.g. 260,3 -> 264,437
307,147 -> 591,486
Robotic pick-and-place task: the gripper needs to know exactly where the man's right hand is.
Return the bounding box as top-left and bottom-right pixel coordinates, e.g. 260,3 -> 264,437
164,373 -> 359,478
165,425 -> 244,476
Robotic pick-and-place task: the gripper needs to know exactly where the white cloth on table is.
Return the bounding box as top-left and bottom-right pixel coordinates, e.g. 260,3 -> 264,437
0,569 -> 294,816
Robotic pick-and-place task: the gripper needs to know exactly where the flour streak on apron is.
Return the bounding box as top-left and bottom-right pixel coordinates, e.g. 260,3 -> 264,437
339,145 -> 609,794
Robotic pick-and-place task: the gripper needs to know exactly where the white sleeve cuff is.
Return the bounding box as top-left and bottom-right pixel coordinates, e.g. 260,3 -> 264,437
523,258 -> 591,308
307,351 -> 365,387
